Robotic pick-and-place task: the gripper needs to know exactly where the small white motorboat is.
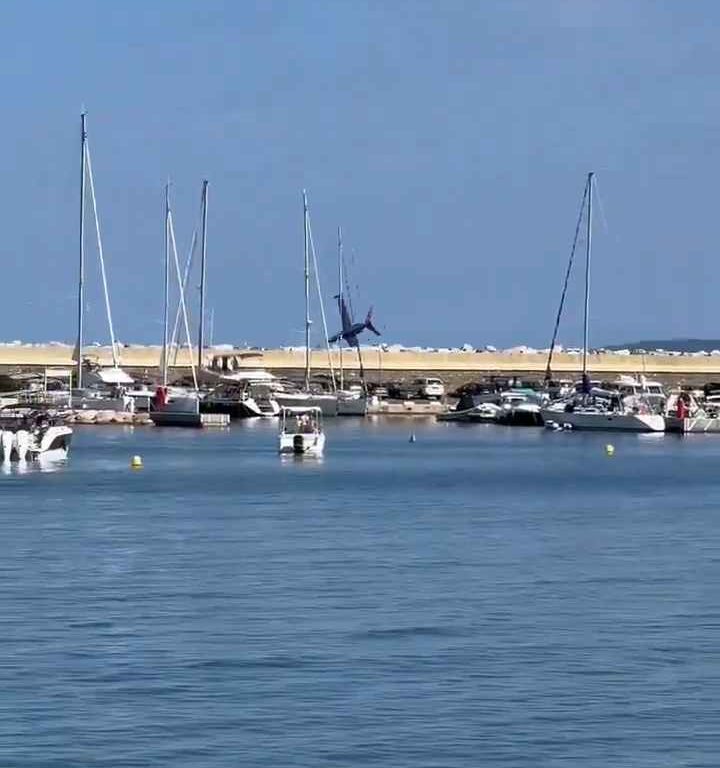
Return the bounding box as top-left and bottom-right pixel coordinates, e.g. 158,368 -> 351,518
279,406 -> 325,456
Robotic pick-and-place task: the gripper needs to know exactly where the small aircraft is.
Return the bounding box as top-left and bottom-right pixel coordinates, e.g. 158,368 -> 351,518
328,294 -> 381,348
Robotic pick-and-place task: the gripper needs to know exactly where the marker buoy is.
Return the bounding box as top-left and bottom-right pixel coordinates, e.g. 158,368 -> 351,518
605,444 -> 615,456
131,455 -> 143,469
409,433 -> 416,443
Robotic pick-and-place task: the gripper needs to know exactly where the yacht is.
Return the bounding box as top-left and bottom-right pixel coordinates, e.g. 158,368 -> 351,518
201,369 -> 281,418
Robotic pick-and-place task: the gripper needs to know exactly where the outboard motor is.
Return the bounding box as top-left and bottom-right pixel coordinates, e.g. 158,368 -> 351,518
14,430 -> 30,461
293,434 -> 304,454
1,430 -> 14,462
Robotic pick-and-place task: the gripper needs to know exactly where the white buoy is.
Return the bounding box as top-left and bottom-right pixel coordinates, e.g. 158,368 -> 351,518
130,455 -> 143,469
1,430 -> 13,462
14,430 -> 29,462
605,444 -> 615,456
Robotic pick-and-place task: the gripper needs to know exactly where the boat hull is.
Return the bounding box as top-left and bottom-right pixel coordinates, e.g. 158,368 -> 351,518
541,409 -> 665,432
0,425 -> 72,461
279,432 -> 325,456
202,396 -> 280,419
500,404 -> 544,427
665,416 -> 720,433
275,393 -> 338,417
337,395 -> 367,416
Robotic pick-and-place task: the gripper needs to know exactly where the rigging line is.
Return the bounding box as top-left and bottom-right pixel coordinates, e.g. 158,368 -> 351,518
544,177 -> 590,380
84,141 -> 119,368
591,175 -> 609,234
168,210 -> 198,391
170,224 -> 199,364
345,250 -> 357,321
306,215 -> 337,392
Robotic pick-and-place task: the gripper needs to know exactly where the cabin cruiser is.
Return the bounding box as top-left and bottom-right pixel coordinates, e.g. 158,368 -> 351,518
202,382 -> 280,418
0,410 -> 72,461
278,406 -> 325,456
201,371 -> 281,419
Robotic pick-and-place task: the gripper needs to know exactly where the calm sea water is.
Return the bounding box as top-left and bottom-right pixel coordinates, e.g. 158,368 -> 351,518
1,419 -> 719,766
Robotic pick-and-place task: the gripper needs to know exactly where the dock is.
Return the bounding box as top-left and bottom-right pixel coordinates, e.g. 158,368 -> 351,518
367,400 -> 447,416
149,411 -> 230,428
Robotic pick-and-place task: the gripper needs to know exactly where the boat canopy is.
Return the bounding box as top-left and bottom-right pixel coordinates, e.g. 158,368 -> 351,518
280,406 -> 322,415
90,367 -> 135,385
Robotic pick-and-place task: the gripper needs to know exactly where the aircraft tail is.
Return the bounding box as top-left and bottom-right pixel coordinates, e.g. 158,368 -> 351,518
365,307 -> 381,336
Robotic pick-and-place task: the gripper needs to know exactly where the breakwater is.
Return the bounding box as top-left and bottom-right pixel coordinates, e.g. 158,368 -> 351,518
2,345 -> 720,386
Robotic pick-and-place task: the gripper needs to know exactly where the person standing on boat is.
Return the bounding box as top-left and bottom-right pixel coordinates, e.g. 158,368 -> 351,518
676,395 -> 689,420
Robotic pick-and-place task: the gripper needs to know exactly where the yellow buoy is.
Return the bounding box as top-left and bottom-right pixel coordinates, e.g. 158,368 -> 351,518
130,455 -> 143,469
605,444 -> 615,456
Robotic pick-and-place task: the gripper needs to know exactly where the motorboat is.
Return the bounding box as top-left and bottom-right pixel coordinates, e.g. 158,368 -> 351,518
203,384 -> 280,418
438,393 -> 501,423
201,372 -> 281,419
438,403 -> 501,423
279,406 -> 325,456
0,410 -> 72,461
497,389 -> 547,426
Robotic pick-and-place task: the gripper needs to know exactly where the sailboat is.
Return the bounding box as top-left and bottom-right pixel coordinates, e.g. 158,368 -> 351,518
72,111 -> 135,412
150,181 -> 206,427
273,191 -> 339,416
540,173 -> 665,432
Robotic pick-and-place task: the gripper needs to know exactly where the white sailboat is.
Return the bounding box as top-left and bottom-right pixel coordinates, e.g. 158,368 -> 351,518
73,111 -> 134,412
150,181 -> 204,427
274,191 -> 339,416
540,172 -> 665,432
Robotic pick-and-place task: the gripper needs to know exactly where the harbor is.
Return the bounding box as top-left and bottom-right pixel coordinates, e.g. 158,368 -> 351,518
7,1 -> 720,765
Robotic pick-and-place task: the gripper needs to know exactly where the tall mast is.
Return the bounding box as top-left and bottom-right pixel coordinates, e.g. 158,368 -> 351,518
338,225 -> 344,391
303,190 -> 310,390
76,111 -> 87,389
582,171 -> 594,383
162,181 -> 170,387
198,179 -> 209,371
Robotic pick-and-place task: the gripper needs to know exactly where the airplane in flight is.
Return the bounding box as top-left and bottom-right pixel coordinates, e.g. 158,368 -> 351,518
328,294 -> 381,348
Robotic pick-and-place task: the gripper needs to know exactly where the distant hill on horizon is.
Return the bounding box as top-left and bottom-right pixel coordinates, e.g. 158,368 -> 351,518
604,339 -> 720,353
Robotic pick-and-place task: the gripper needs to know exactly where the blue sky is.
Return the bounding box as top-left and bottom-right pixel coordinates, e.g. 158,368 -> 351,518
2,1 -> 719,348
